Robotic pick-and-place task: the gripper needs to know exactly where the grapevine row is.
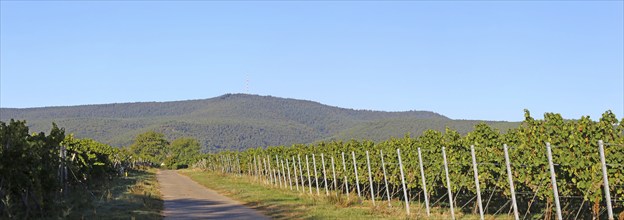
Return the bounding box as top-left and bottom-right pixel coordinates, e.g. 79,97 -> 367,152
198,110 -> 624,219
0,120 -> 133,218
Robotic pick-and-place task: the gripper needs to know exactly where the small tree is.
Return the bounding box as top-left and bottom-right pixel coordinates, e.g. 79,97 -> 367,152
167,137 -> 200,169
129,131 -> 169,165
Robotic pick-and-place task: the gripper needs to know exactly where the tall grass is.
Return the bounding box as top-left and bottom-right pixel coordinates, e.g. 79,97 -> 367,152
67,168 -> 163,219
181,169 -> 500,219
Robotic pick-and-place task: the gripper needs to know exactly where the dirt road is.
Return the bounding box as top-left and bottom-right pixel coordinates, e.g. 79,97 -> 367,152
158,170 -> 270,220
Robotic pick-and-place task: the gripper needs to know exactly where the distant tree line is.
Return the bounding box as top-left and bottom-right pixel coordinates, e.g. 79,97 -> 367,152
128,131 -> 201,169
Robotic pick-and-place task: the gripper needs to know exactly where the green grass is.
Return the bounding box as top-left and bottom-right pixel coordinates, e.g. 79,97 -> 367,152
67,168 -> 163,219
180,169 -> 510,219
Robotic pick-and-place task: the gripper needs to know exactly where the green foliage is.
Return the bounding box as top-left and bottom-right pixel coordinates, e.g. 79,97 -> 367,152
63,134 -> 124,183
126,131 -> 201,169
0,120 -> 65,218
130,131 -> 169,164
165,137 -> 201,169
2,94 -> 505,151
0,120 -> 131,218
202,110 -> 624,219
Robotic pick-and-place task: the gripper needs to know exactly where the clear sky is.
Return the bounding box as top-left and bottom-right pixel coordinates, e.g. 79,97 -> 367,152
1,1 -> 622,121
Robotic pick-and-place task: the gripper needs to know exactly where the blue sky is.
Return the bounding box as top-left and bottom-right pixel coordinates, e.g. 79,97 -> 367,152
1,1 -> 622,121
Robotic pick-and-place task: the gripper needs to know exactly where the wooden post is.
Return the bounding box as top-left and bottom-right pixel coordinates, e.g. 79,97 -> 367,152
224,156 -> 228,173
417,148 -> 430,216
233,155 -> 237,174
262,157 -> 266,181
222,155 -> 226,173
235,154 -> 239,175
256,156 -> 261,179
259,156 -> 263,180
470,145 -> 484,220
546,143 -> 562,220
269,157 -> 275,185
276,155 -> 282,188
281,159 -> 287,188
397,148 -> 410,215
503,144 -> 519,220
281,158 -> 287,187
229,155 -> 233,174
366,151 -> 375,205
380,150 -> 391,206
236,155 -> 241,176
222,156 -> 226,173
267,157 -> 273,185
293,156 -> 299,191
331,156 -> 338,196
254,155 -> 258,180
260,157 -> 264,182
306,155 -> 312,194
321,153 -> 329,196
287,158 -> 293,190
271,157 -> 277,186
259,156 -> 264,182
598,140 -> 614,220
264,157 -> 270,184
228,155 -> 233,173
224,155 -> 229,173
313,154 -> 320,195
230,155 -> 234,174
442,147 -> 455,220
227,155 -> 231,173
342,152 -> 349,197
352,151 -> 362,198
298,154 -> 304,191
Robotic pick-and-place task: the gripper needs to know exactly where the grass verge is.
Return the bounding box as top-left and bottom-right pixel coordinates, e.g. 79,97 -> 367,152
180,169 -> 508,219
67,168 -> 163,219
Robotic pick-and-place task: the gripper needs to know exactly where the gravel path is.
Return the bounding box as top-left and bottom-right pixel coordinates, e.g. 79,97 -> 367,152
158,170 -> 270,220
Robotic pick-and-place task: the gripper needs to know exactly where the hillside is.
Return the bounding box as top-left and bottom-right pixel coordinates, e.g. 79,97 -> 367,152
0,94 -> 515,151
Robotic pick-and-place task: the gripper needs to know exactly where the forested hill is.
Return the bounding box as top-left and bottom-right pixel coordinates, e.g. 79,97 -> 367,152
0,94 -> 516,151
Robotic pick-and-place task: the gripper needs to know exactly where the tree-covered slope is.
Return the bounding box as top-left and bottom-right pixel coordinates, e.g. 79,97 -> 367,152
0,94 -> 514,151
328,118 -> 520,142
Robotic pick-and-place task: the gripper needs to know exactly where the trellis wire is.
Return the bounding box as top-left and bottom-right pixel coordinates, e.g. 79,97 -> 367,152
207,140 -> 620,219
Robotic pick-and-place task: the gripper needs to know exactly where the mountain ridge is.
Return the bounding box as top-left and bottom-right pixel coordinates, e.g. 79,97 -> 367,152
0,94 -> 516,151
0,93 -> 448,119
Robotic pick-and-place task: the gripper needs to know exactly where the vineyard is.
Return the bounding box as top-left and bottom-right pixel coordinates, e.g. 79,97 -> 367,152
196,110 -> 624,219
0,120 -> 134,218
